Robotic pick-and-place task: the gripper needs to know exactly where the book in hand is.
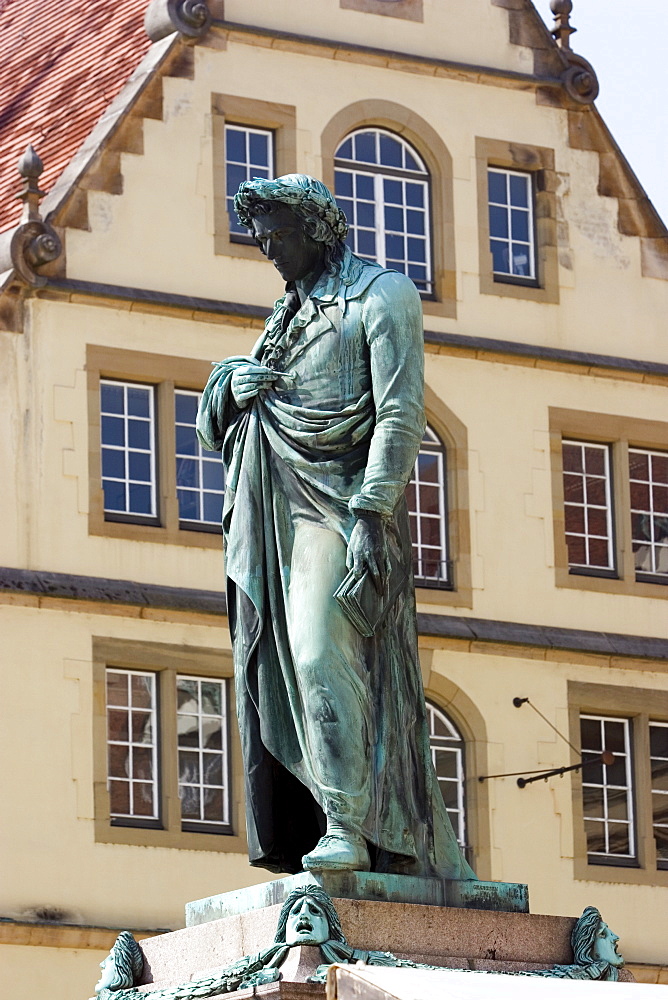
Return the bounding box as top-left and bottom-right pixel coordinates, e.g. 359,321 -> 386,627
333,556 -> 407,638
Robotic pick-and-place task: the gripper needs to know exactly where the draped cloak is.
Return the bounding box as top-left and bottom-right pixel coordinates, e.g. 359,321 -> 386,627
197,247 -> 475,879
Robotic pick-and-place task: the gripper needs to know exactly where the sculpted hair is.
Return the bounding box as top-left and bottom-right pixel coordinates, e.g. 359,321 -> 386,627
234,175 -> 348,273
571,906 -> 602,966
273,885 -> 347,945
104,931 -> 144,990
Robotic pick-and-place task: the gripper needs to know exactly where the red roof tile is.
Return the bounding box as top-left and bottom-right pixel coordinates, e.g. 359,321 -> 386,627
0,0 -> 152,234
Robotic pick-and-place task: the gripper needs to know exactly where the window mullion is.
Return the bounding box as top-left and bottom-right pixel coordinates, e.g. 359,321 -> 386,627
374,173 -> 386,269
616,438 -> 635,582
635,711 -> 656,871
160,669 -> 181,833
157,381 -> 178,534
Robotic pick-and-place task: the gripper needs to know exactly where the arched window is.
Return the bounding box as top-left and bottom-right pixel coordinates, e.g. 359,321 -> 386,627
334,128 -> 432,295
407,426 -> 449,587
426,700 -> 467,849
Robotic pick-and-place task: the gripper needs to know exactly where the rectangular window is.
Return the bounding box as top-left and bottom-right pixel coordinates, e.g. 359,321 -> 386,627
177,676 -> 229,831
104,666 -> 231,835
407,427 -> 449,586
562,440 -> 614,574
100,379 -> 157,521
174,390 -> 224,529
106,669 -> 159,824
225,124 -> 273,238
580,714 -> 635,863
629,448 -> 668,581
650,722 -> 668,868
487,168 -> 535,282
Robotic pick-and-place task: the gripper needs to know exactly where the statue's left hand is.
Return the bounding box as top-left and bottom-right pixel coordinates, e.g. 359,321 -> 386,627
347,513 -> 388,593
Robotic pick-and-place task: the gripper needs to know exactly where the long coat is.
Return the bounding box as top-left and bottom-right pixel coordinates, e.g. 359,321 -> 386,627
197,247 -> 475,879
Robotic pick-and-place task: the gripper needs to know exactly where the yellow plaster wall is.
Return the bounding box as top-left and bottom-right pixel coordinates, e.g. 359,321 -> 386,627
223,0 -> 534,72
62,35 -> 668,364
1,943 -> 109,1000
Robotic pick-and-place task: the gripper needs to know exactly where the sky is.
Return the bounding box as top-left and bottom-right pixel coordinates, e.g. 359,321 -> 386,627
534,1 -> 668,225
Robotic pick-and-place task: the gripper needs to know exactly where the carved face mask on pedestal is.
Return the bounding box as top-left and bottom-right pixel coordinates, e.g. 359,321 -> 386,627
593,921 -> 624,968
284,895 -> 331,947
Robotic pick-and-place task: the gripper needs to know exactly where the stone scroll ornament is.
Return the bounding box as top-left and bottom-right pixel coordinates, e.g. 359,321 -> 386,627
93,891 -> 625,998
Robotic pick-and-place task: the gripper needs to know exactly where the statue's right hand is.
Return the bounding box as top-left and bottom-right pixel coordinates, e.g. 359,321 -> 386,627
231,364 -> 278,407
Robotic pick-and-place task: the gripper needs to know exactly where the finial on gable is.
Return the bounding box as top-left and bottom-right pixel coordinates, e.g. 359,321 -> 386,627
550,0 -> 576,50
0,145 -> 62,286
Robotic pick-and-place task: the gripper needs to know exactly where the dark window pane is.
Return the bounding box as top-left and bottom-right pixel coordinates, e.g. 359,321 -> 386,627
488,170 -> 506,204
655,826 -> 668,860
356,201 -> 375,229
407,238 -> 426,262
203,753 -> 223,786
178,715 -> 199,748
563,474 -> 584,503
587,508 -> 609,538
133,782 -> 155,816
489,205 -> 508,239
565,504 -> 585,534
581,717 -> 602,751
179,750 -> 200,783
180,785 -> 200,820
630,481 -> 651,510
131,674 -> 153,709
653,793 -> 668,824
418,453 -> 439,484
582,785 -> 604,818
603,720 -> 627,753
108,743 -> 129,779
566,534 -> 586,565
202,492 -> 223,524
204,788 -> 224,822
127,387 -> 150,418
511,208 -> 529,242
133,746 -> 153,780
405,183 -> 424,208
421,519 -> 442,547
651,763 -> 668,792
101,383 -> 124,414
406,210 -> 425,236
334,171 -> 353,200
418,485 -> 440,516
178,489 -> 198,521
128,420 -> 150,450
654,486 -> 668,514
353,131 -> 376,163
404,150 -> 419,171
109,780 -> 130,815
226,163 -> 247,197
438,779 -> 459,811
383,178 -> 402,204
175,392 -> 198,424
385,206 -> 404,232
588,538 -> 611,568
337,138 -> 353,159
103,480 -> 125,512
101,416 -> 125,446
563,444 -> 583,474
106,672 -> 128,707
355,173 -> 374,200
584,477 -> 607,507
628,450 -> 649,480
606,758 -> 629,786
108,709 -> 129,743
584,819 -> 606,853
249,131 -> 269,166
379,133 -> 403,168
490,240 -> 509,273
131,711 -> 153,744
607,824 -> 630,855
176,424 -> 198,457
225,127 -> 246,163
509,173 -> 529,207
202,460 -> 224,491
386,234 -> 405,260
511,245 -> 530,275
652,454 -> 668,483
607,789 -> 629,821
584,447 -> 606,475
357,230 -> 376,257
128,451 -> 151,483
204,725 -> 222,751
650,726 -> 668,758
176,458 -> 199,489
102,449 -> 125,481
407,264 -> 426,284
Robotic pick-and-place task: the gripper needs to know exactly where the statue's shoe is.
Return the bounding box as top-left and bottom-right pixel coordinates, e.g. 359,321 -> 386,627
302,833 -> 371,872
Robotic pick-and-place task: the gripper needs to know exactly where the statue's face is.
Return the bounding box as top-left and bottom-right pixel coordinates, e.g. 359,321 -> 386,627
95,953 -> 116,991
251,205 -> 325,283
284,895 -> 330,946
593,921 -> 623,967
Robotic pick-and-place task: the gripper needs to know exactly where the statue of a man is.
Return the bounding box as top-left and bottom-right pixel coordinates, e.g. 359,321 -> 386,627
197,174 -> 474,879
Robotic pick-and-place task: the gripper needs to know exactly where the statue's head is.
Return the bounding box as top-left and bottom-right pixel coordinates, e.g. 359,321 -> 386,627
234,175 -> 348,281
572,907 -> 623,969
273,885 -> 347,948
95,931 -> 144,992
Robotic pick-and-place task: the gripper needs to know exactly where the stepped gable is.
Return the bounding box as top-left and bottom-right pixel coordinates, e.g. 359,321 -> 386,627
0,0 -> 152,235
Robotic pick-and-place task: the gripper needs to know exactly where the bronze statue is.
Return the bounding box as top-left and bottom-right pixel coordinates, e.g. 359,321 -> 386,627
197,174 -> 474,879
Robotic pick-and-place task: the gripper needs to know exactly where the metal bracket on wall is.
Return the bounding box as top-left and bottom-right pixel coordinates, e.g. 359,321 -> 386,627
476,695 -> 615,788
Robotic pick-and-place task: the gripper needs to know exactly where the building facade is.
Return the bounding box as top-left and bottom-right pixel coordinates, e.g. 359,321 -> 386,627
1,0 -> 668,995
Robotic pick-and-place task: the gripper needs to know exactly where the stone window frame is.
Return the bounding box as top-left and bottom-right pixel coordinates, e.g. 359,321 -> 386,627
87,345 -> 221,549
423,668 -> 491,878
475,137 -> 559,305
93,637 -> 247,853
340,0 -> 423,21
322,100 -> 457,320
212,94 -> 297,259
569,681 -> 668,886
414,386 -> 472,608
549,407 -> 668,600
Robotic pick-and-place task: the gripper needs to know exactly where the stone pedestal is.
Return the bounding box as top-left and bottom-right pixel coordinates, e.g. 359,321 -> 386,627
135,873 -> 603,996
